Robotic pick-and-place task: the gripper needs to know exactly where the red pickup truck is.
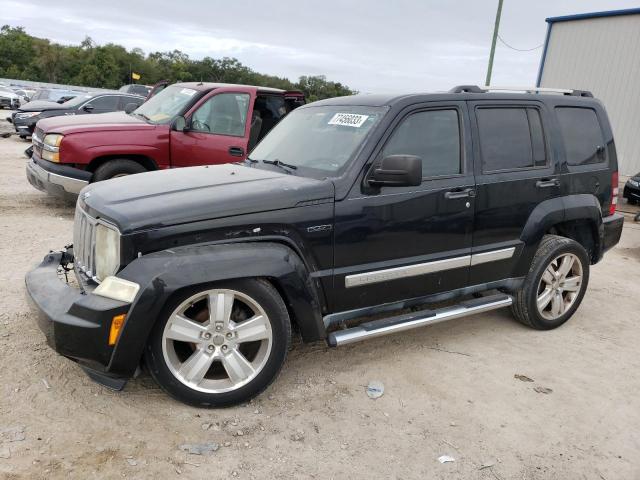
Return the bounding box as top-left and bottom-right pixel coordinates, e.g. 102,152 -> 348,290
26,82 -> 304,199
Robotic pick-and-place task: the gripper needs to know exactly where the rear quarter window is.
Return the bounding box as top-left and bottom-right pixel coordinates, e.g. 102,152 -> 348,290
555,107 -> 606,166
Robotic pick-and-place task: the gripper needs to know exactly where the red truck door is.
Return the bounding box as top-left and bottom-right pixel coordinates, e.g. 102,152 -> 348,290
170,87 -> 255,167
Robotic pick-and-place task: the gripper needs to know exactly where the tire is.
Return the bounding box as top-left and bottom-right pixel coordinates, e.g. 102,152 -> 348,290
92,159 -> 147,182
512,235 -> 590,330
144,279 -> 291,407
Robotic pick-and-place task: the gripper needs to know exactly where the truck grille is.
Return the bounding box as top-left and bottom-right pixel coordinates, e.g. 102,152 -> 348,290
73,205 -> 98,280
32,128 -> 45,159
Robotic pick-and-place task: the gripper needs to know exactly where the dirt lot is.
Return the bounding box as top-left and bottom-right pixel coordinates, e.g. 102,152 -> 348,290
1,124 -> 640,480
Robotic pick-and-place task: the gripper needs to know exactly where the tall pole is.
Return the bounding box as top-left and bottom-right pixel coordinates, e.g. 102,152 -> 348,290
485,0 -> 504,86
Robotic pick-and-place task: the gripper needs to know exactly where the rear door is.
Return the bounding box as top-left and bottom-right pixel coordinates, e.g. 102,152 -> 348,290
469,100 -> 558,285
170,87 -> 255,167
331,101 -> 475,311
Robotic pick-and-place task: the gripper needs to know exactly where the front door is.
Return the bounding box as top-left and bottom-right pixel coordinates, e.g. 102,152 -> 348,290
170,88 -> 254,167
331,102 -> 475,312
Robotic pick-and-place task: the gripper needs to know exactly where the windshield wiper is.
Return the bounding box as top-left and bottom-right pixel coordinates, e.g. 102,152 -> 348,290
132,112 -> 151,122
262,159 -> 297,172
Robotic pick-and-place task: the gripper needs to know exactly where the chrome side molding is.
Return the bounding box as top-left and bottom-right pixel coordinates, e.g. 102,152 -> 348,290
344,247 -> 516,288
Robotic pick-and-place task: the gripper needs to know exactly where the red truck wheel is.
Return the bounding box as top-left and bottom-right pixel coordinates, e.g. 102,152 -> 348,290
93,159 -> 147,182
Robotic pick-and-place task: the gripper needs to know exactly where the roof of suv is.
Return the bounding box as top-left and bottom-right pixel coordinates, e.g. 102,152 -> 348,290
309,85 -> 598,108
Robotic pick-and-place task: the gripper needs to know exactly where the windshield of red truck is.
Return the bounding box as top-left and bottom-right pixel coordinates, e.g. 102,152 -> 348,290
133,85 -> 201,124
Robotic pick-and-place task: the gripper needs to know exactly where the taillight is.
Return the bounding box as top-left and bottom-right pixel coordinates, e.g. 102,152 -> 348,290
609,171 -> 619,216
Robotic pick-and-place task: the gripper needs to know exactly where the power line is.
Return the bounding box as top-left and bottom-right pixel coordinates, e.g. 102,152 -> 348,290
498,34 -> 543,52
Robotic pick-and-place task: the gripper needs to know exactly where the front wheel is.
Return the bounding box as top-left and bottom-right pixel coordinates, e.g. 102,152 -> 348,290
144,279 -> 291,407
92,159 -> 147,182
512,235 -> 590,330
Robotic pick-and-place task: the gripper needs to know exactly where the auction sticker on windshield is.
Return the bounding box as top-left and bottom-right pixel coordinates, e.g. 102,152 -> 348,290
328,113 -> 369,128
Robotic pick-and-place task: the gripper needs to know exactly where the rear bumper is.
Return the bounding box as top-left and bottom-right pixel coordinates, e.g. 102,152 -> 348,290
25,250 -> 131,383
602,213 -> 624,254
26,156 -> 90,199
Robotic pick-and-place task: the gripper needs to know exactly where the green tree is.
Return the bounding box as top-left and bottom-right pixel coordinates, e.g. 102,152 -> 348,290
0,25 -> 357,101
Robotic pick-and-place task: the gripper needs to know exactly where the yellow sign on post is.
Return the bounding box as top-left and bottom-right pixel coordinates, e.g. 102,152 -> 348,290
131,72 -> 141,80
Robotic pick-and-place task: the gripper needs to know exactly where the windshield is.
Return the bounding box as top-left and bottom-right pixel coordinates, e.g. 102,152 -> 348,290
249,105 -> 386,176
63,93 -> 95,107
133,85 -> 202,124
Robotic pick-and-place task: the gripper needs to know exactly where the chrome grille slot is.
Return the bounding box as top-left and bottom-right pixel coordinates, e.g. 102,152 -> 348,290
73,205 -> 97,280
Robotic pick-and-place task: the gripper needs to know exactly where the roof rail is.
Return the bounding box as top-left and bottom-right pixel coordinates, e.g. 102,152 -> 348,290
449,85 -> 593,97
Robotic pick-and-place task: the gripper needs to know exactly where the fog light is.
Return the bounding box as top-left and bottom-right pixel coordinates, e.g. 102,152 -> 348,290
108,314 -> 126,346
93,276 -> 139,303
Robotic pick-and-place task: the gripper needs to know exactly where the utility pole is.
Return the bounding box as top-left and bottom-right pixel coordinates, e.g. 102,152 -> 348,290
485,0 -> 504,86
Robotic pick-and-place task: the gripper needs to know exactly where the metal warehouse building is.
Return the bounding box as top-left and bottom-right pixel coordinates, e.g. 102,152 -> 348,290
537,8 -> 640,176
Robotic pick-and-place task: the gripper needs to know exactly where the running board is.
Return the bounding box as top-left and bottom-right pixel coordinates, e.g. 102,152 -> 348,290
326,293 -> 513,347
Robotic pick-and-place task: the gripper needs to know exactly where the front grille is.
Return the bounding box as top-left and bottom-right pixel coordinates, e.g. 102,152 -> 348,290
32,128 -> 45,158
73,205 -> 98,280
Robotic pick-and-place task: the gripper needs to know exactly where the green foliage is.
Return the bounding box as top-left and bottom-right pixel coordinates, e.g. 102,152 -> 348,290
0,25 -> 357,100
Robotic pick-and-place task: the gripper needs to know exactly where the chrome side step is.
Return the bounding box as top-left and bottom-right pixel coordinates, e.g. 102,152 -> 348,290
326,293 -> 513,347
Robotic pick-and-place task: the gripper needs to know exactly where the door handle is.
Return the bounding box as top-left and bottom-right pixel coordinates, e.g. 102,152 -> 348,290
444,188 -> 476,199
536,178 -> 560,188
228,146 -> 245,157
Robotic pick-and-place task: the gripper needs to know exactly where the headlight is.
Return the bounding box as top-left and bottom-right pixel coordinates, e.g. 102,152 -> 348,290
40,133 -> 63,162
629,179 -> 639,187
16,111 -> 41,119
95,223 -> 121,281
43,133 -> 63,147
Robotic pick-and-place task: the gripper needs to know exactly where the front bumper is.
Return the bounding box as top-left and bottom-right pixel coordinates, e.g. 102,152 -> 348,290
623,183 -> 640,202
25,250 -> 131,386
26,156 -> 91,199
602,212 -> 624,254
0,97 -> 17,108
12,116 -> 36,135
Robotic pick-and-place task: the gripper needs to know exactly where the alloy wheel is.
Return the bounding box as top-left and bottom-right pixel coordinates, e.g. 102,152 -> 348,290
162,289 -> 273,393
536,253 -> 583,320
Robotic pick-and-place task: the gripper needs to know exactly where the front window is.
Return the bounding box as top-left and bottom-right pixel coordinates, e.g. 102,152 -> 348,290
249,105 -> 386,177
133,85 -> 203,124
190,93 -> 250,136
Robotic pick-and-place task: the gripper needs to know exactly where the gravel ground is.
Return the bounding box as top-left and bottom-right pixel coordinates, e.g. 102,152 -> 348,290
1,128 -> 640,480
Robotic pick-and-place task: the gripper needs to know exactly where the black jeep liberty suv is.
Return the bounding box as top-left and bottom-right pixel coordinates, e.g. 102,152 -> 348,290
26,85 -> 624,407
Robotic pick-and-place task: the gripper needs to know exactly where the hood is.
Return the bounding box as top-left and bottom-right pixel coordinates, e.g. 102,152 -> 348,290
81,164 -> 335,233
37,111 -> 152,135
18,100 -> 70,112
0,91 -> 18,100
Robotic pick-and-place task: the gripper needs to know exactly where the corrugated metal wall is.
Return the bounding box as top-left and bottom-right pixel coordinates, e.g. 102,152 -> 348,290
540,14 -> 640,176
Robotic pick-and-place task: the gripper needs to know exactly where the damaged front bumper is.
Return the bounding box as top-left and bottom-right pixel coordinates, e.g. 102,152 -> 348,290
25,249 -> 132,390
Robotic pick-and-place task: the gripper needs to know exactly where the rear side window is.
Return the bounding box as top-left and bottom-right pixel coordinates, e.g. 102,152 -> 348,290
86,95 -> 119,110
556,107 -> 605,166
476,107 -> 547,172
382,109 -> 461,178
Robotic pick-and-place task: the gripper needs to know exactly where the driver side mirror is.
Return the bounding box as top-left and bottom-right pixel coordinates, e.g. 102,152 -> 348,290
368,155 -> 422,187
82,104 -> 94,112
172,115 -> 189,132
124,103 -> 138,114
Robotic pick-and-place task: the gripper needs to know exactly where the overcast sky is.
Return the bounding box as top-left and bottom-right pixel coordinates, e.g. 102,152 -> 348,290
2,0 -> 639,92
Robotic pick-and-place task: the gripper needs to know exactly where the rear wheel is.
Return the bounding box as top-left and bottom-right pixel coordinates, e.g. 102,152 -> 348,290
512,235 -> 590,330
144,279 -> 291,407
92,159 -> 147,182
